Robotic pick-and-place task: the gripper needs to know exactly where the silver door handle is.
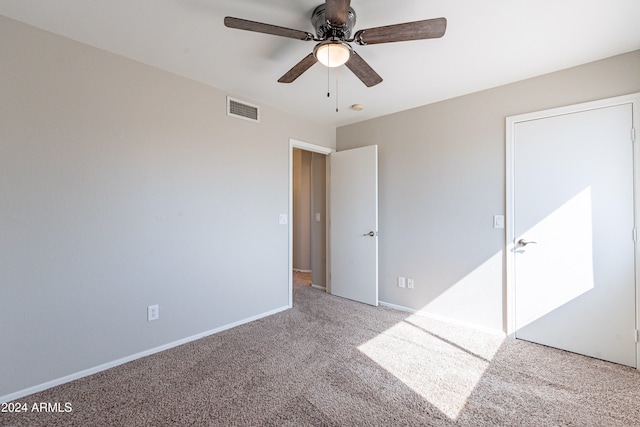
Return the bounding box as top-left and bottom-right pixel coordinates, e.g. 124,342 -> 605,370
517,239 -> 537,247
363,231 -> 376,237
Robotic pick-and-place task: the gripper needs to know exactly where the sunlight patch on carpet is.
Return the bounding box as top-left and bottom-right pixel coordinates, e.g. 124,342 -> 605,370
357,314 -> 504,420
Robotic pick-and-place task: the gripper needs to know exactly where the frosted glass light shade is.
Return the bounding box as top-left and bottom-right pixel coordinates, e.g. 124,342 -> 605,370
314,42 -> 351,67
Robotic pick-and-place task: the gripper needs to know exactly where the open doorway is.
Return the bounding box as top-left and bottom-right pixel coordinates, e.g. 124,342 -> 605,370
289,139 -> 334,307
292,148 -> 326,290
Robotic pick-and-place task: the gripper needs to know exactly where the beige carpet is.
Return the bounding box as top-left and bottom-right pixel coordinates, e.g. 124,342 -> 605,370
3,287 -> 639,426
293,270 -> 312,290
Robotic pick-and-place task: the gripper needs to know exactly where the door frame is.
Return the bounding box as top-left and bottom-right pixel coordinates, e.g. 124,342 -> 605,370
505,93 -> 640,368
288,139 -> 334,308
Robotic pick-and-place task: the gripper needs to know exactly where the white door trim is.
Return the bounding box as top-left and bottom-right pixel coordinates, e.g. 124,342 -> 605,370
505,93 -> 640,369
288,139 -> 334,307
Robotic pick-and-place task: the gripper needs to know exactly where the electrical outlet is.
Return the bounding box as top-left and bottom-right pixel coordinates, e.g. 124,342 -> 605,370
398,276 -> 406,288
147,305 -> 159,322
407,278 -> 414,289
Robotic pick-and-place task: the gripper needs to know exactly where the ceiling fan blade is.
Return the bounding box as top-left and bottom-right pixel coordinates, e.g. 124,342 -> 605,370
354,17 -> 447,45
345,51 -> 383,87
224,17 -> 313,41
278,53 -> 319,83
325,0 -> 351,26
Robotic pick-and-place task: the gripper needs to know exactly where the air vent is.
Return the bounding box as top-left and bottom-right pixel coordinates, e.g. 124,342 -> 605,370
227,96 -> 260,123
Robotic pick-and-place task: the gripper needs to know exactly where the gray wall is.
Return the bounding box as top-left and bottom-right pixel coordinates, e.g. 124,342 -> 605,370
0,16 -> 335,398
337,50 -> 640,332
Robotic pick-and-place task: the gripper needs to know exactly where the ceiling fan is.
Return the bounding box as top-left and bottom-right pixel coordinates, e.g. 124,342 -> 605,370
224,0 -> 446,87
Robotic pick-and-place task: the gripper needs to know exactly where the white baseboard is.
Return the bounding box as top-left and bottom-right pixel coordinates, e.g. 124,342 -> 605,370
292,268 -> 312,273
0,305 -> 290,404
311,284 -> 326,291
379,300 -> 506,337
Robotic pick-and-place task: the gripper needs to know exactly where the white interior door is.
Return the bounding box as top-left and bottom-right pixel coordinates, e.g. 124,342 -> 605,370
513,102 -> 636,367
330,145 -> 378,306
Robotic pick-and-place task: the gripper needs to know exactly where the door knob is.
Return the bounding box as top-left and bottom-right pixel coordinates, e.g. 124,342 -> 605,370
517,239 -> 537,247
363,231 -> 376,237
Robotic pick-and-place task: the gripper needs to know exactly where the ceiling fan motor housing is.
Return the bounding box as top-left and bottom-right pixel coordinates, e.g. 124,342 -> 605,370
311,5 -> 356,40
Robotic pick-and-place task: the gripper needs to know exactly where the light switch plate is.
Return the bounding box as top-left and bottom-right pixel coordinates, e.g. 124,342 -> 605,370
147,305 -> 159,322
398,276 -> 406,288
279,214 -> 288,225
493,215 -> 505,229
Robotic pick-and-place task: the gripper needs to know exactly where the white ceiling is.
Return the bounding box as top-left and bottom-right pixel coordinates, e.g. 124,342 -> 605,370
2,0 -> 639,127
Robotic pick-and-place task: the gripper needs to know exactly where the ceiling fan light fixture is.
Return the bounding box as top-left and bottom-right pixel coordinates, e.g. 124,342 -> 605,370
314,41 -> 351,68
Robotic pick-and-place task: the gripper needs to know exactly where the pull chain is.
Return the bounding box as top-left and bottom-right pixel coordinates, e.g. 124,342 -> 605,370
327,43 -> 331,97
335,67 -> 339,113
327,62 -> 330,98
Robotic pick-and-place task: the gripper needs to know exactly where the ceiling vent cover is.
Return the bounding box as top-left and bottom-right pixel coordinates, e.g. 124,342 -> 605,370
227,96 -> 260,123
